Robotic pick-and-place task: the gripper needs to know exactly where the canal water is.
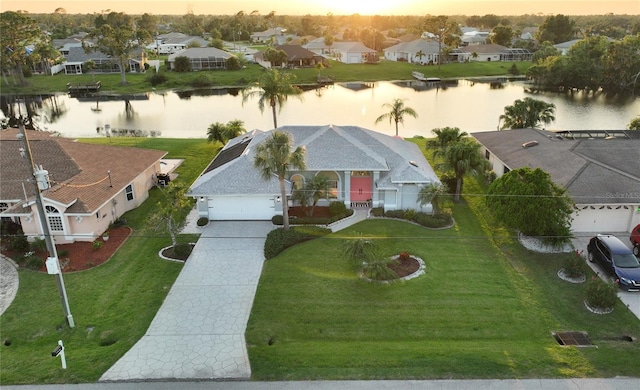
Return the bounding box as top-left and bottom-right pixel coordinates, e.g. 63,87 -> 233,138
2,80 -> 639,138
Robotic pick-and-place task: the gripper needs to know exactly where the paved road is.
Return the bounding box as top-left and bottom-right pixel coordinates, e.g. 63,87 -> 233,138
4,378 -> 640,390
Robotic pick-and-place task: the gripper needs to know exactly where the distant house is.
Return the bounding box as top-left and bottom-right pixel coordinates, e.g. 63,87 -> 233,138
472,128 -> 640,233
188,125 -> 440,221
147,33 -> 210,54
331,42 -> 378,64
383,39 -> 445,65
62,46 -> 147,75
303,37 -> 331,56
0,129 -> 167,243
459,44 -> 508,62
250,27 -> 295,45
167,47 -> 235,71
254,44 -> 323,69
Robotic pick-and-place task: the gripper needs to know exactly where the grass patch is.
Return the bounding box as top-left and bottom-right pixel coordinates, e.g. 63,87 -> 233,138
246,137 -> 640,380
0,138 -> 215,384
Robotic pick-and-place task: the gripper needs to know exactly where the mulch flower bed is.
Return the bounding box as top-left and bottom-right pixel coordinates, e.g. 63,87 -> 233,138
1,226 -> 131,273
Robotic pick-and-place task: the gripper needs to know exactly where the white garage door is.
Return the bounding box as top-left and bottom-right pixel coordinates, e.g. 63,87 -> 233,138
571,206 -> 634,233
207,196 -> 275,221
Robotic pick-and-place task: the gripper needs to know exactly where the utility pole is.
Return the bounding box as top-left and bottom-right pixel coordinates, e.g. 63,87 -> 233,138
17,122 -> 75,328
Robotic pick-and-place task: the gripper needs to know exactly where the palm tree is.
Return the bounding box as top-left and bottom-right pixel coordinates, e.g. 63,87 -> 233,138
417,182 -> 448,214
206,119 -> 246,145
499,97 -> 556,130
426,127 -> 468,158
242,69 -> 303,129
253,130 -> 306,230
374,98 -> 418,137
437,139 -> 487,202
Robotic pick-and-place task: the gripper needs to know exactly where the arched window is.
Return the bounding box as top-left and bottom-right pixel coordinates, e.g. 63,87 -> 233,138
45,205 -> 64,231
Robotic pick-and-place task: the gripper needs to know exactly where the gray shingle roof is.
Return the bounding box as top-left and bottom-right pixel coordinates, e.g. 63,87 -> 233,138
472,128 -> 640,204
189,125 -> 439,196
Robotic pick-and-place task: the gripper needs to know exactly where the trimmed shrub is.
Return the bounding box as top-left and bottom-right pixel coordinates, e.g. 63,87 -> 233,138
328,201 -> 347,217
264,226 -> 331,260
403,208 -> 417,221
384,210 -> 405,219
147,73 -> 168,87
173,242 -> 193,258
271,215 -> 284,225
173,56 -> 191,72
370,207 -> 384,217
92,240 -> 103,250
30,237 -> 47,252
585,277 -> 618,310
564,250 -> 587,278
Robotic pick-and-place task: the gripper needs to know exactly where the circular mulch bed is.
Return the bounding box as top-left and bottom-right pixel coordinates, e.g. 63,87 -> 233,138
557,268 -> 586,284
1,226 -> 131,273
362,255 -> 426,283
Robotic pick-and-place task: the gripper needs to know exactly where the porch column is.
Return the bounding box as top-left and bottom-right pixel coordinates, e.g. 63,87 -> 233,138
343,171 -> 351,207
372,171 -> 380,207
397,183 -> 403,209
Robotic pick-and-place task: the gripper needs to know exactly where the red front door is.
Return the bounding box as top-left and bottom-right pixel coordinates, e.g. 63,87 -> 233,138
350,176 -> 372,201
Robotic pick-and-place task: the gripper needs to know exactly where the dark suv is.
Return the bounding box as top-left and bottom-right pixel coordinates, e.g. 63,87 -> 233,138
587,234 -> 640,291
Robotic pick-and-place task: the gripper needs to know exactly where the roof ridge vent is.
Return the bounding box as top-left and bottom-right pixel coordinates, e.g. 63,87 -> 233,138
522,140 -> 538,148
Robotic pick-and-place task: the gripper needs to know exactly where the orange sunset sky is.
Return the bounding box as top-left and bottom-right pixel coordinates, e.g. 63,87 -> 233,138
1,0 -> 638,15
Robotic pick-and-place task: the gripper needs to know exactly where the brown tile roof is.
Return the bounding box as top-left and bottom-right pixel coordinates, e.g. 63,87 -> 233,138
0,129 -> 166,213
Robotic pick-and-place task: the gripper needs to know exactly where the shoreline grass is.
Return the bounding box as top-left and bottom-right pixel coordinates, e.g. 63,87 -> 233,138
1,59 -> 532,95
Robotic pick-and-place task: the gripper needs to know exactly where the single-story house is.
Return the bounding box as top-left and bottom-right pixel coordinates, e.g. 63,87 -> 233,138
254,45 -> 324,69
250,27 -> 293,45
62,46 -> 147,75
188,125 -> 440,221
303,37 -> 331,56
167,47 -> 235,71
459,44 -> 507,62
331,42 -> 378,64
383,39 -> 446,65
472,128 -> 640,233
0,129 -> 167,243
147,33 -> 210,54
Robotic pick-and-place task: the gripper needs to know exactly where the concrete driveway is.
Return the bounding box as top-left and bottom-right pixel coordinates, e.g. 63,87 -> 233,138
101,221 -> 273,381
571,232 -> 640,320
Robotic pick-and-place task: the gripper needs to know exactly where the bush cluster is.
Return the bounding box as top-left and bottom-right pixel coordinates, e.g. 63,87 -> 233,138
564,250 -> 587,278
173,242 -> 193,258
271,203 -> 353,226
379,208 -> 453,229
585,277 -> 618,310
264,226 -> 331,260
147,73 -> 168,87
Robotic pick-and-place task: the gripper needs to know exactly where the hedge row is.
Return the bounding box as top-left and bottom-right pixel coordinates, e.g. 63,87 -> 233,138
264,225 -> 332,260
371,207 -> 453,229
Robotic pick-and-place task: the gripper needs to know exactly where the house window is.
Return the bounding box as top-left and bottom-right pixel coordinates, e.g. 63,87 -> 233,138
485,150 -> 490,160
0,202 -> 7,212
504,167 -> 510,174
317,171 -> 339,199
45,205 -> 63,232
125,184 -> 134,201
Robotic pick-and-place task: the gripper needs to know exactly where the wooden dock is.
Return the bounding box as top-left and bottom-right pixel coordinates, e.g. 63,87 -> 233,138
67,81 -> 101,94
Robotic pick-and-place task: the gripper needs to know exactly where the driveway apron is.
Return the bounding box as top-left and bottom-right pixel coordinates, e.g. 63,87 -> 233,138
100,221 -> 273,381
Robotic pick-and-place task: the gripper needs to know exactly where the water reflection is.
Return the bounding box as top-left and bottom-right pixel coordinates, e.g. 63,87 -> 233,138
1,81 -> 638,138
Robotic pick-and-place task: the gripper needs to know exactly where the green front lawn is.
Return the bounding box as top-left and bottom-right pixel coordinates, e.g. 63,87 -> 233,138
246,174 -> 640,380
0,138 -> 216,384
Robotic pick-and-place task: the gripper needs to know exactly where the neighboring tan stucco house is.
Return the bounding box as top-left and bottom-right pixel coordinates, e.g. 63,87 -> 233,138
472,128 -> 640,233
0,129 -> 167,243
188,125 -> 440,221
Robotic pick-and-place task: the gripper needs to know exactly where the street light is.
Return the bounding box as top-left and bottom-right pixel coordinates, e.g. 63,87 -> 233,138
17,122 -> 75,328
